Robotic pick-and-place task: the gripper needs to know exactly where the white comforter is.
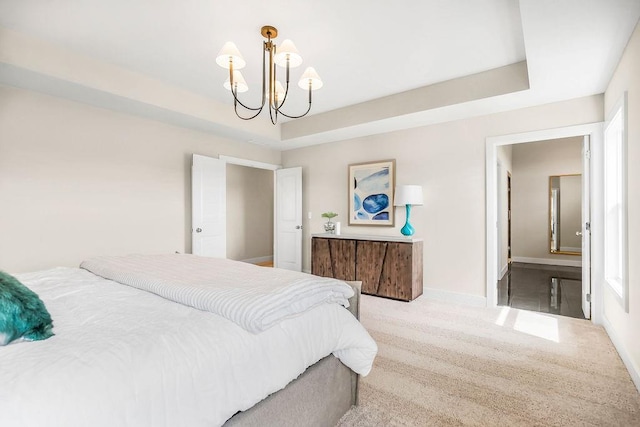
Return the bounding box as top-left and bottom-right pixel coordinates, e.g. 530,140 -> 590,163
80,254 -> 354,334
0,267 -> 377,427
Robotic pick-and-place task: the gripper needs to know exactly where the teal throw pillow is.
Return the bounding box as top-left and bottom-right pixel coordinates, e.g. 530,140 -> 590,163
0,270 -> 54,345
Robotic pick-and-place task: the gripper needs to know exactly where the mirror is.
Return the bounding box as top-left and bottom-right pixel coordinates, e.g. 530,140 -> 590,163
549,174 -> 582,255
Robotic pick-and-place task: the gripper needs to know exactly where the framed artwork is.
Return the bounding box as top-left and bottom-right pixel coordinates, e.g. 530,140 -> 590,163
348,159 -> 395,226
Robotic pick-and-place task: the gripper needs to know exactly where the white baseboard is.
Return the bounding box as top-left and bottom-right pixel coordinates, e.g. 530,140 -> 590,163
242,255 -> 273,265
601,313 -> 640,393
422,287 -> 487,307
499,264 -> 509,280
303,269 -> 311,274
512,256 -> 582,268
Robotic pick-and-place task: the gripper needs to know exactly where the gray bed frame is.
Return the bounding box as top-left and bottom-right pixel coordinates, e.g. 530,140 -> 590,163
224,281 -> 362,427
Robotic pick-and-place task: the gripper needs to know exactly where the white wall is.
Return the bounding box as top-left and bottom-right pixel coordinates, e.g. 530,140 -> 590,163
226,164 -> 273,262
602,20 -> 640,390
511,137 -> 583,263
282,95 -> 602,300
0,85 -> 281,273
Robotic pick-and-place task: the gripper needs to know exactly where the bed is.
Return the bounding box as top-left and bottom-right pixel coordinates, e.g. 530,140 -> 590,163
0,254 -> 377,427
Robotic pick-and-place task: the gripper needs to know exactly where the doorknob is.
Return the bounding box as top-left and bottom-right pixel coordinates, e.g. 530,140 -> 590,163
576,231 -> 582,236
196,228 -> 202,233
295,225 -> 302,230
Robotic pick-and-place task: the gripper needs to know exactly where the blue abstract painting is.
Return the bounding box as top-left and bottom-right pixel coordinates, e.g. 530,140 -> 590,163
348,160 -> 395,226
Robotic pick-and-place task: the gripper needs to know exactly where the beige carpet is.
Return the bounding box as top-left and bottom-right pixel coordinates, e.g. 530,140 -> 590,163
338,295 -> 640,426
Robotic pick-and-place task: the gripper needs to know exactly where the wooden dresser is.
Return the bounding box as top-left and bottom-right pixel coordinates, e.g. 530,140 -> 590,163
311,234 -> 423,301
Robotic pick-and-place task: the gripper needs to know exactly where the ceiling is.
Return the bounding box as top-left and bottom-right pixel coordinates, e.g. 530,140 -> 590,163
0,0 -> 639,150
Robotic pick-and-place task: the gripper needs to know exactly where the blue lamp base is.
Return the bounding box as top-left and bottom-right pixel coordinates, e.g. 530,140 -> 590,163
400,204 -> 415,236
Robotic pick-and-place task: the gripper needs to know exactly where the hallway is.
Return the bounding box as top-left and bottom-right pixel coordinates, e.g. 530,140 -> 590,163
498,263 -> 585,319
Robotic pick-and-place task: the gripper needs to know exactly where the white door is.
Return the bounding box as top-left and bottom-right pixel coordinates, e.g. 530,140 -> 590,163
582,136 -> 591,319
275,167 -> 302,271
192,154 -> 226,258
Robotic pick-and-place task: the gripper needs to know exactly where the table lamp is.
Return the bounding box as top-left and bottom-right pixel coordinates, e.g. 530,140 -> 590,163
394,185 -> 423,236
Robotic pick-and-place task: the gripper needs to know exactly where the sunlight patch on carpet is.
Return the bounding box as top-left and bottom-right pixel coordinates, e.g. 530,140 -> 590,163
513,310 -> 560,342
494,306 -> 510,326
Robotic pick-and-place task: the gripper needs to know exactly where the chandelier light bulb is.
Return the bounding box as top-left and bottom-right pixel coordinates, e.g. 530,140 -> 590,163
223,70 -> 248,93
298,67 -> 323,91
273,80 -> 286,105
274,39 -> 303,68
216,42 -> 246,69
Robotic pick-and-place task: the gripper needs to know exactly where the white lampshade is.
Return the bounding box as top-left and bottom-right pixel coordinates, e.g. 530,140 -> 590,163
394,185 -> 424,206
223,70 -> 248,93
297,67 -> 323,91
274,39 -> 303,68
216,42 -> 246,69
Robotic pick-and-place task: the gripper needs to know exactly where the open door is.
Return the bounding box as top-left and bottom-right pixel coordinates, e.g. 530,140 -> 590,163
582,136 -> 591,319
192,154 -> 226,258
275,167 -> 302,271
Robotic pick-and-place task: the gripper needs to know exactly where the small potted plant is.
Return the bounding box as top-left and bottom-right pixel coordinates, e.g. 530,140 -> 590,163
321,212 -> 338,233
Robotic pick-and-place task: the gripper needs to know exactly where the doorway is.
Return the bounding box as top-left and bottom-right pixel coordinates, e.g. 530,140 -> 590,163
192,154 -> 303,271
226,164 -> 274,265
485,123 -> 603,324
496,138 -> 584,319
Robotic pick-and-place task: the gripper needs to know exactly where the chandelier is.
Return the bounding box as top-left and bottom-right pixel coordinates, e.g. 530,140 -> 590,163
216,25 -> 323,124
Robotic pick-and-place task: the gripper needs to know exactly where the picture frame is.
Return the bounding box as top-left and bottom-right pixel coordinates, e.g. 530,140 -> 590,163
348,159 -> 395,226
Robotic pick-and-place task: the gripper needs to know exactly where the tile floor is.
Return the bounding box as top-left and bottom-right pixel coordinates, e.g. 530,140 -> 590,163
498,262 -> 585,319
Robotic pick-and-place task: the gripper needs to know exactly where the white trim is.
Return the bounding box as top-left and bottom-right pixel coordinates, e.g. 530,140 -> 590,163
602,313 -> 640,393
486,122 -> 603,326
241,256 -> 273,265
512,257 -> 582,268
302,268 -> 311,274
499,263 -> 509,280
485,123 -> 603,146
603,92 -> 629,312
497,161 -> 504,279
219,155 -> 281,171
421,287 -> 486,307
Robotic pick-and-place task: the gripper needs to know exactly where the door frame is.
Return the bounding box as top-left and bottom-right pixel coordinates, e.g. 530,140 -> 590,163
507,171 -> 512,265
485,122 -> 604,324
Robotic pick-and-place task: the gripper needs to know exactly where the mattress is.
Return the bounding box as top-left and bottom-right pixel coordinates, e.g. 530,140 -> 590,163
0,266 -> 377,427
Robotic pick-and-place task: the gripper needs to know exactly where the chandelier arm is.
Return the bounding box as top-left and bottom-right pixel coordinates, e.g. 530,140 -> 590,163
275,81 -> 291,111
267,38 -> 278,125
274,61 -> 291,110
229,92 -> 264,111
261,40 -> 267,107
269,41 -> 275,110
228,66 -> 265,112
276,86 -> 313,119
226,43 -> 270,112
268,69 -> 278,124
268,101 -> 278,125
233,98 -> 264,120
229,88 -> 264,111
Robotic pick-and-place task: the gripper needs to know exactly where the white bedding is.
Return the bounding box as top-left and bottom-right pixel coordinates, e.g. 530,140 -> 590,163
0,267 -> 377,427
80,254 -> 354,333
